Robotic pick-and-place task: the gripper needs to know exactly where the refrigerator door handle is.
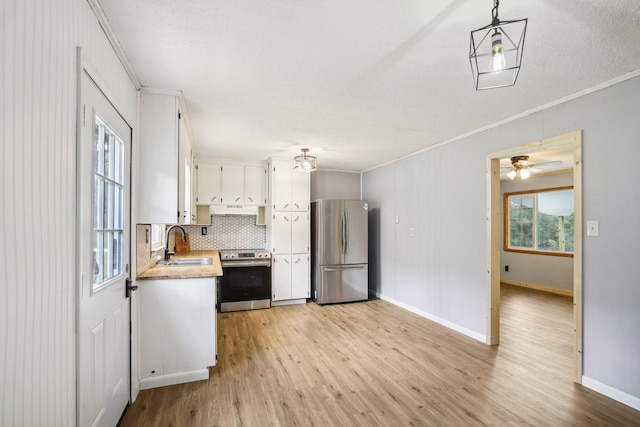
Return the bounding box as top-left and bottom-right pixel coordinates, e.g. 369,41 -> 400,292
341,211 -> 346,255
323,265 -> 365,272
344,211 -> 349,254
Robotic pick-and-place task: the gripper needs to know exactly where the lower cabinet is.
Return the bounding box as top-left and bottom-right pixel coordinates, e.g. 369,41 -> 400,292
139,277 -> 216,389
272,254 -> 310,301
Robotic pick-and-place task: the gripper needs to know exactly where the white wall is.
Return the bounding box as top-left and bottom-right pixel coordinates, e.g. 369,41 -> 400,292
363,75 -> 640,407
310,170 -> 361,201
1,0 -> 138,425
501,172 -> 574,292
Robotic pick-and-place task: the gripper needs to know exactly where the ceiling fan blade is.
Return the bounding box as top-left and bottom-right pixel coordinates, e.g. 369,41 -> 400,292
531,160 -> 564,169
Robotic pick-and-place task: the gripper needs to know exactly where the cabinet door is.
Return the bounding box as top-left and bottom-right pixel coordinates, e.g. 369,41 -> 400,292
138,93 -> 178,223
272,255 -> 292,301
244,165 -> 266,205
271,160 -> 292,210
291,212 -> 310,254
221,164 -> 244,204
291,169 -> 310,211
271,213 -> 292,254
178,115 -> 192,224
291,254 -> 310,299
197,163 -> 221,205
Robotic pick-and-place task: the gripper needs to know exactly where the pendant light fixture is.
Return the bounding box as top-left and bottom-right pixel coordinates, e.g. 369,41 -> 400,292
469,0 -> 527,90
293,148 -> 317,173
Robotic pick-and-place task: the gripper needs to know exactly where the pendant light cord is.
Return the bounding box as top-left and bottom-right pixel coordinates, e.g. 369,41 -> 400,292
492,0 -> 500,25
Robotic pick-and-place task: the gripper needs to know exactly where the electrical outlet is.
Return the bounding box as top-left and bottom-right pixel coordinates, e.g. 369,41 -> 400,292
505,265 -> 509,272
201,226 -> 208,236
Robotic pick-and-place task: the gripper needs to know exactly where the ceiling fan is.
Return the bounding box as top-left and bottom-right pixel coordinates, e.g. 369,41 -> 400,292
501,155 -> 563,180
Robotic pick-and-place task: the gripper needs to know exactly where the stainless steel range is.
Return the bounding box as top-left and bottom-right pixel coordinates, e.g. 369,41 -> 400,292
218,250 -> 272,312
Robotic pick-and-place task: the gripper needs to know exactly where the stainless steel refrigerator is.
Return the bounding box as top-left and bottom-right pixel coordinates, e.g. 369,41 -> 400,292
311,200 -> 369,304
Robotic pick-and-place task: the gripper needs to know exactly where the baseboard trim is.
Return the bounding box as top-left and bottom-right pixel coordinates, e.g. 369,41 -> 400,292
582,376 -> 640,411
271,298 -> 307,307
368,290 -> 486,344
140,369 -> 209,390
501,279 -> 573,297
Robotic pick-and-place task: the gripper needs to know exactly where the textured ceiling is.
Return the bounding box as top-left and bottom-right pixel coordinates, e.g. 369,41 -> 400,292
98,0 -> 640,171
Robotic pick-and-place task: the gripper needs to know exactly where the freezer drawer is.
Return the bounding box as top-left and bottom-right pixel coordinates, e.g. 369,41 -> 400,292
313,264 -> 368,304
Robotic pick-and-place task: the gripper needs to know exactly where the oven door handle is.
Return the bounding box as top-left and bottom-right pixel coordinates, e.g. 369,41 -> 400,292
222,260 -> 272,268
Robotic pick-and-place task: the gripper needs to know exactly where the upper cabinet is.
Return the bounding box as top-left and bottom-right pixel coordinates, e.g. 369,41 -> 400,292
270,159 -> 310,212
195,161 -> 267,206
196,162 -> 222,205
244,165 -> 267,206
221,164 -> 244,204
138,92 -> 193,224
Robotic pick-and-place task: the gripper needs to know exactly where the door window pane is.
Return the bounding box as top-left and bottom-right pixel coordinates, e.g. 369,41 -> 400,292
92,116 -> 125,290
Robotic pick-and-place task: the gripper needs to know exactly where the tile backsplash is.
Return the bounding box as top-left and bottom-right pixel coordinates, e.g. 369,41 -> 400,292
183,215 -> 266,250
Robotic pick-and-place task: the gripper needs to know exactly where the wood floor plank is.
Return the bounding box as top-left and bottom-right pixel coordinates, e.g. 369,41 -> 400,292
119,285 -> 640,426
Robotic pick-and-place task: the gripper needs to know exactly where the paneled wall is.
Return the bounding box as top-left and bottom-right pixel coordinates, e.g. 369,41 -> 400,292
310,170 -> 361,201
1,0 -> 138,425
363,75 -> 640,408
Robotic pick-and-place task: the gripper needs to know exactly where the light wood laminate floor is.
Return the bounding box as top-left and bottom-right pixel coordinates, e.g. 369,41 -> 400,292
119,284 -> 640,426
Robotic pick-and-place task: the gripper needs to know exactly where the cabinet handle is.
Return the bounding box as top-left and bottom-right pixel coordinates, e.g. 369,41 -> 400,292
248,197 -> 254,203
284,216 -> 289,222
294,203 -> 300,209
284,203 -> 289,209
211,196 -> 217,202
295,258 -> 301,264
235,197 -> 241,202
285,259 -> 290,264
294,216 -> 300,222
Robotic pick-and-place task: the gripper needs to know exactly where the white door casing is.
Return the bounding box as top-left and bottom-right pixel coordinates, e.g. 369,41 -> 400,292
77,71 -> 131,427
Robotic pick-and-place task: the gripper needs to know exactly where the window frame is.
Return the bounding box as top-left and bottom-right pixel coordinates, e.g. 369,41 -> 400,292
503,185 -> 574,258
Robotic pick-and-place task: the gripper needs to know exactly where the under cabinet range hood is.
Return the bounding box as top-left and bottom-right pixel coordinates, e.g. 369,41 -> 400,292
210,205 -> 259,216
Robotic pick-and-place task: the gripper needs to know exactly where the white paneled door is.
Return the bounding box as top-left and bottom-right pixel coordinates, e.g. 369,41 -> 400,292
78,71 -> 131,427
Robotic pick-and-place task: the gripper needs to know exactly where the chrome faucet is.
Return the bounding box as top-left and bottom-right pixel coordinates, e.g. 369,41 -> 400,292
164,224 -> 187,262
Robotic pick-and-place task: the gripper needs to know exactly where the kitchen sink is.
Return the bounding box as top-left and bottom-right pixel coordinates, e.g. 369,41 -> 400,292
159,257 -> 212,267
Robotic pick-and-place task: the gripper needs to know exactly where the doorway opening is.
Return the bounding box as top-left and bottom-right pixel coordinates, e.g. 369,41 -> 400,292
486,130 -> 583,383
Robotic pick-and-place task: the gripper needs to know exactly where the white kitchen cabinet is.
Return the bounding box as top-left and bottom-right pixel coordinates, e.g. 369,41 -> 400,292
244,165 -> 267,205
272,254 -> 310,301
267,158 -> 311,304
139,277 -> 216,389
178,115 -> 193,224
196,161 -> 267,206
138,92 -> 181,224
270,159 -> 310,211
221,164 -> 244,204
291,168 -> 310,211
291,254 -> 310,299
291,212 -> 310,253
269,209 -> 309,254
271,213 -> 292,254
196,162 -> 222,205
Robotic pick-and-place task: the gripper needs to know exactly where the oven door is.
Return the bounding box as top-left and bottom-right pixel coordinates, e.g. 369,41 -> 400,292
219,264 -> 272,310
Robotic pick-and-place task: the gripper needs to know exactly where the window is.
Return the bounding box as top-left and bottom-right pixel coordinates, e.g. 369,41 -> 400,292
504,186 -> 574,257
93,116 -> 125,290
150,224 -> 165,253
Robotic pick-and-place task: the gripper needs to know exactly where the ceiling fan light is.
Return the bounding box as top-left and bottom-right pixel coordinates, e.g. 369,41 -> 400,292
507,170 -> 517,180
519,168 -> 530,179
293,148 -> 317,173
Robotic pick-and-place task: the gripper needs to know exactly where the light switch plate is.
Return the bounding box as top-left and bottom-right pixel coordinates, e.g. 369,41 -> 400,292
587,220 -> 599,237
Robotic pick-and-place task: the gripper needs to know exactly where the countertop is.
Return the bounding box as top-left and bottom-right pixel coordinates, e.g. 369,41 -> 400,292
137,250 -> 223,280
